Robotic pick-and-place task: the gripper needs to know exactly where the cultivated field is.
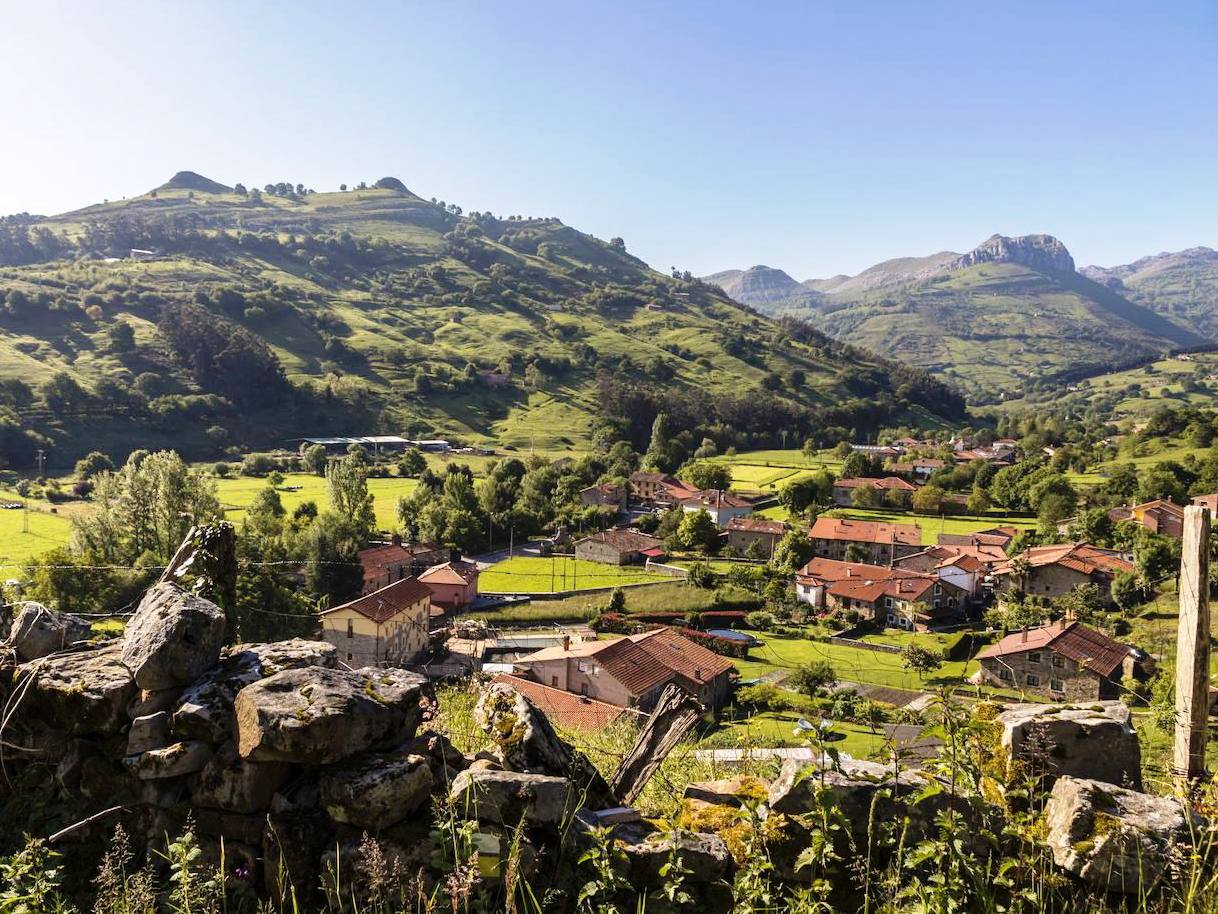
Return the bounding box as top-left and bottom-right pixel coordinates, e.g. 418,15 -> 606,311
478,556 -> 671,594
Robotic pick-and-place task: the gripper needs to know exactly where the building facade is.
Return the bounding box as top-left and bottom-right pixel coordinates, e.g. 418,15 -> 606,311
318,577 -> 432,667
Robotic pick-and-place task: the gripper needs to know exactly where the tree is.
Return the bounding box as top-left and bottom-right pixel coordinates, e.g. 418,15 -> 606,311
911,484 -> 945,514
304,511 -> 364,605
770,530 -> 813,572
789,660 -> 837,697
841,451 -> 880,478
686,562 -> 715,589
900,643 -> 943,681
844,543 -> 869,563
74,451 -> 115,480
966,487 -> 992,515
108,321 -> 135,353
1111,569 -> 1146,611
677,509 -> 720,553
607,587 -> 626,613
302,444 -> 329,476
851,485 -> 881,508
326,455 -> 376,537
680,460 -> 731,492
398,447 -> 427,477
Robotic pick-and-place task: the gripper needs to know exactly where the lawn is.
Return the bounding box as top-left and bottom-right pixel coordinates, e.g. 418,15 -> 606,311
701,709 -> 889,759
732,631 -> 978,692
478,556 -> 672,594
0,505 -> 74,569
707,448 -> 843,494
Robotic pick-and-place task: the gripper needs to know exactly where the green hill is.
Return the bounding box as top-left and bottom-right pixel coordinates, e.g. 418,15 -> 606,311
710,235 -> 1205,403
0,174 -> 962,469
1082,247 -> 1218,339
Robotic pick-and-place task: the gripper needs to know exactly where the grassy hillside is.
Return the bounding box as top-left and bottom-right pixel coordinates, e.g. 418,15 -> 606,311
1084,248 -> 1218,338
0,176 -> 962,469
766,261 -> 1201,401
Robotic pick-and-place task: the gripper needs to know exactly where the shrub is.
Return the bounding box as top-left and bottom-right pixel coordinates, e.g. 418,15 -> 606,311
744,610 -> 776,631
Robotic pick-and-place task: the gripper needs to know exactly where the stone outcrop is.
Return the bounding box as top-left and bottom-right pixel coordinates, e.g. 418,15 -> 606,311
8,602 -> 92,661
121,583 -> 227,690
950,233 -> 1075,273
234,666 -> 431,764
449,768 -> 582,828
18,642 -> 137,736
1045,776 -> 1199,894
999,702 -> 1141,789
320,751 -> 433,828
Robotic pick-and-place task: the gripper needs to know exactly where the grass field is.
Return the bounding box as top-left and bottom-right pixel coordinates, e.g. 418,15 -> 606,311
733,631 -> 978,691
703,709 -> 889,758
755,504 -> 1036,545
213,472 -> 418,530
478,556 -> 672,594
708,448 -> 843,494
0,505 -> 74,569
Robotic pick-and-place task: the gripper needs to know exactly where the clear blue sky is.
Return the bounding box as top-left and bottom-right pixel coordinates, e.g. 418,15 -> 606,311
2,1 -> 1215,278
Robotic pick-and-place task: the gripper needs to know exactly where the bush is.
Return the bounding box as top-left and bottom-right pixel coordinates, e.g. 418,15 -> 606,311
744,610 -> 776,631
674,627 -> 747,658
789,660 -> 837,697
241,453 -> 277,477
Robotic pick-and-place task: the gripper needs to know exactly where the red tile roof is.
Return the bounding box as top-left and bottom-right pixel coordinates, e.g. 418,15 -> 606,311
419,560 -> 480,586
995,542 -> 1134,578
680,489 -> 757,509
575,528 -> 662,554
978,621 -> 1132,678
491,674 -> 625,730
320,576 -> 431,624
833,476 -> 918,491
726,516 -> 786,535
809,516 -> 921,546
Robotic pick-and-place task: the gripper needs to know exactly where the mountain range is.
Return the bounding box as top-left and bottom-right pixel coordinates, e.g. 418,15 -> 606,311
705,235 -> 1218,402
0,172 -> 962,467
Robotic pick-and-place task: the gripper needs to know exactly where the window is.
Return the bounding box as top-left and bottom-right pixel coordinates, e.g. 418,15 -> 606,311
885,597 -> 893,608
934,583 -> 942,595
577,660 -> 589,672
886,613 -> 895,624
551,676 -> 558,687
346,619 -> 354,639
1027,651 -> 1043,664
998,668 -> 1013,682
1052,654 -> 1065,668
346,652 -> 353,662
1026,674 -> 1040,687
1050,679 -> 1065,693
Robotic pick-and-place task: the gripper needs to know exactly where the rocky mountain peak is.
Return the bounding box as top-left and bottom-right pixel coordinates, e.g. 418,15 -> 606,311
951,233 -> 1075,274
703,265 -> 802,305
158,171 -> 232,194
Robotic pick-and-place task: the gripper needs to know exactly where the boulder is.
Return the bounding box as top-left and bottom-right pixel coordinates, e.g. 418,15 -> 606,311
8,602 -> 92,661
618,831 -> 734,887
18,643 -> 137,736
999,702 -> 1141,789
400,729 -> 468,785
124,740 -> 212,779
127,711 -> 171,755
191,740 -> 290,814
121,583 -> 226,690
263,808 -> 334,906
449,768 -> 582,827
320,752 -> 433,829
474,682 -> 614,806
173,639 -> 338,742
128,688 -> 183,719
1044,776 -> 1200,894
683,776 -> 770,809
235,666 -> 431,765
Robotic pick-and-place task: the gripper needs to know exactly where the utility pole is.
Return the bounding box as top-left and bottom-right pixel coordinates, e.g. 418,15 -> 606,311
1174,504 -> 1210,789
35,448 -> 45,479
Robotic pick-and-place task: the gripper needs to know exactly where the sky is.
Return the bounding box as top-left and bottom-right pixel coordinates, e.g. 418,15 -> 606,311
1,1 -> 1215,279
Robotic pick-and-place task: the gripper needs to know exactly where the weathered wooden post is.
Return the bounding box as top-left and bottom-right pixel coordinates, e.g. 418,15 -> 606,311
1174,504 -> 1210,788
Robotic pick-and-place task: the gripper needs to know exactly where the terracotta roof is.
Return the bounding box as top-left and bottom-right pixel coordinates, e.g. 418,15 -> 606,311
978,621 -> 1132,678
833,476 -> 918,491
491,674 -> 625,730
809,516 -> 921,546
995,542 -> 1134,578
630,471 -> 679,484
419,560 -> 480,586
320,576 -> 431,624
894,545 -> 985,574
725,516 -> 786,535
797,556 -> 901,584
575,528 -> 661,554
629,629 -> 735,689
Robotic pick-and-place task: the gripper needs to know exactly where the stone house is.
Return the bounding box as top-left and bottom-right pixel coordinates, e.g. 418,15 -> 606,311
808,516 -> 922,565
629,471 -> 684,504
795,557 -> 968,630
831,476 -> 917,507
678,489 -> 757,527
578,483 -> 628,510
515,628 -> 734,711
724,516 -> 786,556
976,620 -> 1142,700
894,546 -> 986,601
358,541 -> 450,594
993,542 -> 1134,605
574,529 -> 663,565
418,560 -> 479,610
318,576 -> 431,667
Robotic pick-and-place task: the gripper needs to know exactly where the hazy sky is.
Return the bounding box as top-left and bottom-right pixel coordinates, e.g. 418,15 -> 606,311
2,1 -> 1215,278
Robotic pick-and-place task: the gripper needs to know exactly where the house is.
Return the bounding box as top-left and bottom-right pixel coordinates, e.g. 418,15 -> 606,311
629,471 -> 683,503
808,516 -> 922,565
976,620 -> 1143,700
795,557 -> 968,630
418,560 -> 480,610
937,526 -> 1017,550
574,529 -> 663,565
1192,493 -> 1218,513
358,541 -> 450,593
515,628 -> 734,711
296,435 -> 414,455
579,483 -> 628,510
831,476 -> 918,507
894,546 -> 986,600
887,458 -> 945,482
850,444 -> 905,457
678,489 -> 757,527
491,674 -> 626,730
1107,499 -> 1184,539
993,542 -> 1135,604
318,577 -> 431,667
725,516 -> 786,555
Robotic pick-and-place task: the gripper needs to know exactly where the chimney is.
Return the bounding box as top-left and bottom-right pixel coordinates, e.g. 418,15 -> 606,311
1021,629 -> 1027,642
562,635 -> 570,651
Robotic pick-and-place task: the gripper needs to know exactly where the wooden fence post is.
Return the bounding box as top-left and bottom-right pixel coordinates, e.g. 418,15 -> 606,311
1174,505 -> 1210,788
